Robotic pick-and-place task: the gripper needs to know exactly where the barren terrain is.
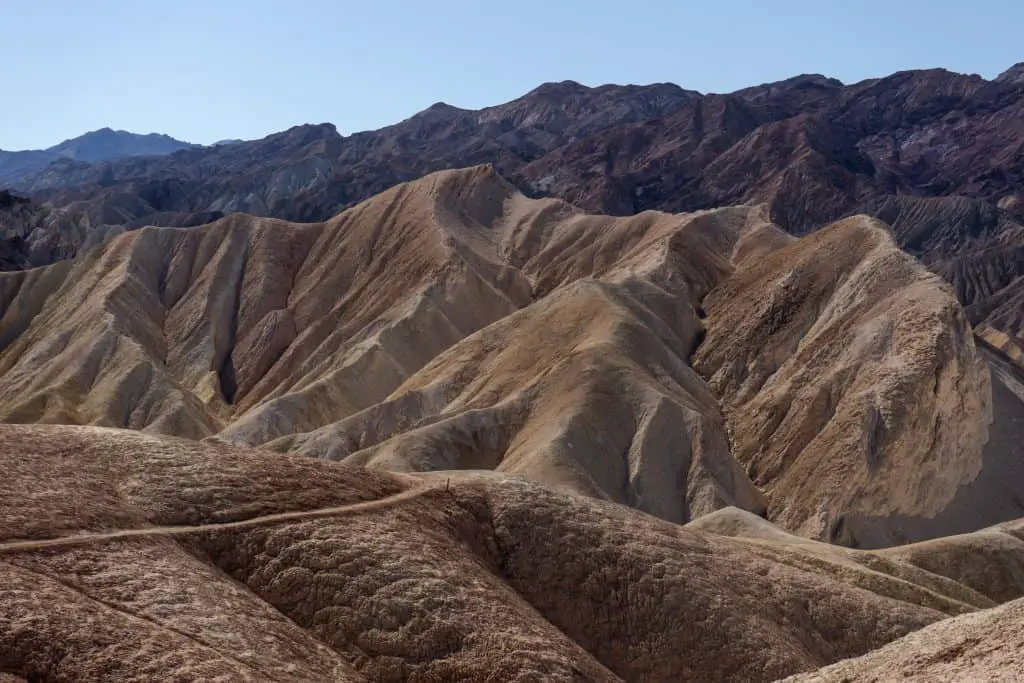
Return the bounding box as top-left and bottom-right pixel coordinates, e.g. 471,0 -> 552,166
0,165 -> 1021,680
2,423 -> 1024,682
1,167 -> 1013,541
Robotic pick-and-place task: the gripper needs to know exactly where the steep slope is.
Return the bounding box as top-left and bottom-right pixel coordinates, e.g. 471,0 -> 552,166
694,215 -> 993,547
7,69 -> 1022,361
0,167 -> 1000,541
0,167 -> 530,440
6,423 -> 1024,682
0,167 -> 766,522
786,597 -> 1024,681
0,191 -> 34,269
267,207 -> 773,522
996,62 -> 1024,85
861,194 -> 1024,371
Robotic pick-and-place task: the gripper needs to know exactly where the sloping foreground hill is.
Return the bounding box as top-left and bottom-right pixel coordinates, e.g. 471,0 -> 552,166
784,597 -> 1024,681
3,423 -> 1024,682
0,166 -> 1008,542
691,507 -> 1024,681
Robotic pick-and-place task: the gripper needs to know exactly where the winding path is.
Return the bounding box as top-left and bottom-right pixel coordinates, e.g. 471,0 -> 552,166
0,481 -> 441,554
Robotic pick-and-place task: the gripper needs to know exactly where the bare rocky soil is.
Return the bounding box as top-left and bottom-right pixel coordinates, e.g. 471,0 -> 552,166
5,67 -> 1023,368
0,166 -> 1022,680
2,423 -> 1024,682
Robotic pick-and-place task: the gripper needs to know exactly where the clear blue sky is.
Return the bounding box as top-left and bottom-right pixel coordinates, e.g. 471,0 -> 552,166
2,0 -> 1021,150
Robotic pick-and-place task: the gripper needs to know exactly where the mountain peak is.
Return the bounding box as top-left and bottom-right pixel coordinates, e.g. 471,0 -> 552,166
48,129 -> 194,163
996,62 -> 1024,84
426,101 -> 459,111
528,80 -> 589,97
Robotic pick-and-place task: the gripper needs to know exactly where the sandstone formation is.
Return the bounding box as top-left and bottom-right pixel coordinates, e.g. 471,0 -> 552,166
694,215 -> 995,546
0,167 -> 762,522
3,422 -> 1024,682
6,69 -> 1023,365
1,167 -> 1001,538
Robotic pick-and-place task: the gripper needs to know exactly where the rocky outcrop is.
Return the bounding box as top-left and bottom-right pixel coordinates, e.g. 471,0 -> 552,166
694,215 -> 993,547
0,168 -> 1002,543
996,62 -> 1024,85
6,68 -> 1023,363
0,193 -> 95,269
3,422 -> 1024,682
862,194 -> 1024,370
0,168 -> 768,522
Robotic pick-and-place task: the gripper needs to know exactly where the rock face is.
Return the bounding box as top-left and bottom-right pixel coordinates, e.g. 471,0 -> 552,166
0,192 -> 221,271
866,194 -> 1024,371
3,422 -> 1024,682
0,192 -> 92,269
996,62 -> 1024,85
6,67 -> 1023,369
0,167 -> 1001,541
15,69 -> 1024,239
694,215 -> 993,546
0,167 -> 768,522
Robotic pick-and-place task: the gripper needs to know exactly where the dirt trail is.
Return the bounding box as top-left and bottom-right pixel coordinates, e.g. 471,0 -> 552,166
0,481 -> 440,554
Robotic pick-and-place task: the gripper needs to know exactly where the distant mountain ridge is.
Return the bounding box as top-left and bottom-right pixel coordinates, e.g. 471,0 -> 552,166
4,66 -> 1024,367
11,69 -> 1023,234
996,62 -> 1024,85
0,128 -> 195,186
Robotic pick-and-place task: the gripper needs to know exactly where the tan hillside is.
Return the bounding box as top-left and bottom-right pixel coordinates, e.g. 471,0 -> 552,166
0,167 -> 532,441
0,166 -> 1006,539
694,215 -> 995,547
0,165 -> 1021,680
785,597 -> 1024,682
266,206 -> 778,521
690,506 -> 1024,607
0,166 -> 771,522
5,423 -> 1024,682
